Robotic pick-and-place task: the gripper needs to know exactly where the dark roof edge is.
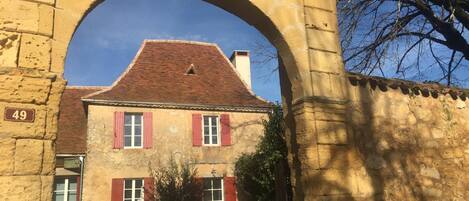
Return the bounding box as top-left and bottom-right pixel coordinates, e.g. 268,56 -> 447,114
347,72 -> 469,100
65,86 -> 109,90
82,99 -> 273,113
56,153 -> 86,156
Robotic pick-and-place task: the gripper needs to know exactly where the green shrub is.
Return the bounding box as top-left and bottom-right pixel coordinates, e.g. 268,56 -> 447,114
234,104 -> 292,201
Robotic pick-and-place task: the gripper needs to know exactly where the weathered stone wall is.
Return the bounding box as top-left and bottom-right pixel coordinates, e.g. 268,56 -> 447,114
0,1 -> 102,200
343,82 -> 468,200
297,76 -> 469,200
284,1 -> 353,200
0,0 -> 61,200
82,105 -> 267,201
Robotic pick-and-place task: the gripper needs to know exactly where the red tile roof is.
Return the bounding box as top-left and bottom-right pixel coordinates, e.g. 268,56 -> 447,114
347,72 -> 469,101
57,87 -> 105,154
84,40 -> 270,108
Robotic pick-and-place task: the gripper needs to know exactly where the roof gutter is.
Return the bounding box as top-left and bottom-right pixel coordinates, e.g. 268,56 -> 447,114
56,154 -> 86,157
81,99 -> 273,113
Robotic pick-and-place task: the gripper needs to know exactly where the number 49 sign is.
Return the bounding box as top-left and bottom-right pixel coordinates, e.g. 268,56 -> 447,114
4,107 -> 35,123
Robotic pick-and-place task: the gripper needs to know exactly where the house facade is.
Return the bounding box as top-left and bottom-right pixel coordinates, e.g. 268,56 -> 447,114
56,86 -> 105,201
56,40 -> 271,201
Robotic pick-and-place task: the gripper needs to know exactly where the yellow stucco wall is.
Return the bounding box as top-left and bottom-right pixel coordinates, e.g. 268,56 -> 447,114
82,105 -> 267,201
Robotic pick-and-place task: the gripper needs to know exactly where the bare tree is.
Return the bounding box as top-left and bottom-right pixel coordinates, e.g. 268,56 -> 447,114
149,158 -> 201,201
339,0 -> 469,86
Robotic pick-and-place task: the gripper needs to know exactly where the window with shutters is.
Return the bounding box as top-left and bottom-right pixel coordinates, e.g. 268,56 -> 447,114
203,115 -> 219,146
53,177 -> 78,201
124,113 -> 143,148
203,178 -> 224,201
124,179 -> 144,201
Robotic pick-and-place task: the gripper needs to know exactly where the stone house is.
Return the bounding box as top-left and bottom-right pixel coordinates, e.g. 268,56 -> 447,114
55,40 -> 272,201
56,86 -> 104,201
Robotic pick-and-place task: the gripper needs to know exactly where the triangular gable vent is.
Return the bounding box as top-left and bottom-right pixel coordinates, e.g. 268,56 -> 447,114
185,64 -> 197,75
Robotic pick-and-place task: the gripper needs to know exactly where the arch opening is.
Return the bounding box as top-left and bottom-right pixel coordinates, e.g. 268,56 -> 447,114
58,1 -> 304,201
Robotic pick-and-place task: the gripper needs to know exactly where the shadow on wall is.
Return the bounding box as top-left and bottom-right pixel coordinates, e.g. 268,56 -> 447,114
289,72 -> 469,200
231,119 -> 264,147
279,56 -> 303,200
352,77 -> 468,200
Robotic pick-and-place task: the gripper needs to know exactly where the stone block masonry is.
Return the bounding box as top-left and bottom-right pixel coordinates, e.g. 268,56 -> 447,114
0,0 -> 468,200
0,0 -> 61,200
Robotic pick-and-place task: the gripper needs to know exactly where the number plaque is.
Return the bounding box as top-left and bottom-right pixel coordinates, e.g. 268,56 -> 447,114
4,108 -> 35,123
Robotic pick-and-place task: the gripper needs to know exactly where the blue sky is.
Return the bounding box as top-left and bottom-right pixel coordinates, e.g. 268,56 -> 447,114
65,0 -> 281,102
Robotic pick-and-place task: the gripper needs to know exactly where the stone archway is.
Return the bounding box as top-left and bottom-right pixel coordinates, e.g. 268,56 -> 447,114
0,1 -> 347,201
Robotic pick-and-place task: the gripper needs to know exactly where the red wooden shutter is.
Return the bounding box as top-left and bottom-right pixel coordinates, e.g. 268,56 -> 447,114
192,114 -> 202,146
220,114 -> 231,146
224,177 -> 237,201
111,178 -> 124,201
76,176 -> 81,201
114,112 -> 124,149
143,112 -> 153,149
144,177 -> 154,201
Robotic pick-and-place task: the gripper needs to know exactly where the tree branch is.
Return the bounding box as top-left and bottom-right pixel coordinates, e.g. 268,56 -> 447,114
411,0 -> 469,59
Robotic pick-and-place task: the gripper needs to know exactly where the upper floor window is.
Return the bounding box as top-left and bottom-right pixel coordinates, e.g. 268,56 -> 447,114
124,113 -> 143,148
203,178 -> 224,201
203,115 -> 219,145
124,179 -> 144,201
54,177 -> 78,201
192,113 -> 231,147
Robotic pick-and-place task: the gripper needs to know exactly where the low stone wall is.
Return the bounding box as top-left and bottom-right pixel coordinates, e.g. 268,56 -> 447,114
307,79 -> 469,200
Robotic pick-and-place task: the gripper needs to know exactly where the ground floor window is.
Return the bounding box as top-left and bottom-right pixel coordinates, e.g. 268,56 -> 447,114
53,177 -> 78,201
124,179 -> 144,201
203,178 -> 224,201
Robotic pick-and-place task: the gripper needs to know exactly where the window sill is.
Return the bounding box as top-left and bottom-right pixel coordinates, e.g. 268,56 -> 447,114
122,147 -> 144,150
202,144 -> 221,147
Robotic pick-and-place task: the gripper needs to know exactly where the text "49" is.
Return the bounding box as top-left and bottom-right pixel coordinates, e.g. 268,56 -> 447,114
4,108 -> 35,123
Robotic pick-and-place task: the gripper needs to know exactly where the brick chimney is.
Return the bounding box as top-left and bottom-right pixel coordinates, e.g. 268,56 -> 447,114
230,50 -> 251,89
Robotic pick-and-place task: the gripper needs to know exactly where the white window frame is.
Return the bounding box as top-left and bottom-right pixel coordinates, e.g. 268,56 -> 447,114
202,115 -> 220,146
203,178 -> 224,201
123,179 -> 144,201
53,177 -> 77,201
124,113 -> 144,149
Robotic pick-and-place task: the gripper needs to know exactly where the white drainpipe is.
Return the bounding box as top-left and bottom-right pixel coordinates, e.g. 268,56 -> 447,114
79,156 -> 85,201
